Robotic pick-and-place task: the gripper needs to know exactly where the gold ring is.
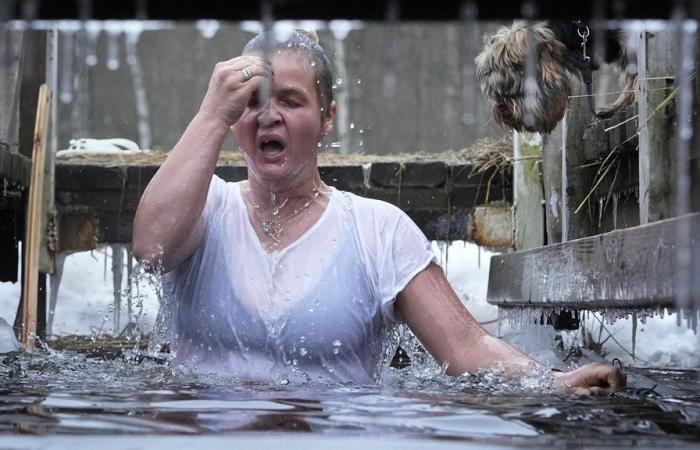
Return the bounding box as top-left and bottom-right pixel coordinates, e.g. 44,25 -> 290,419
241,67 -> 253,82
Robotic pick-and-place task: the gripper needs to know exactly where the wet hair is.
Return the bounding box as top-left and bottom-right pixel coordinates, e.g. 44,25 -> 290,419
242,29 -> 334,120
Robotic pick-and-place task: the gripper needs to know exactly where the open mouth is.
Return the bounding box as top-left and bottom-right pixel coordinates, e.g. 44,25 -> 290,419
260,139 -> 285,154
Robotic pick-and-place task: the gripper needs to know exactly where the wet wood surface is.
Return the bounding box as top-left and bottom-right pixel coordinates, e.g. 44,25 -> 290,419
487,212 -> 700,309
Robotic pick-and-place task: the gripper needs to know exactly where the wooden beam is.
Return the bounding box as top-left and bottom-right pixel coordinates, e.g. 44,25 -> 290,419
542,122 -> 563,244
0,29 -> 32,185
20,84 -> 51,349
637,27 -> 679,224
542,84 -> 599,243
513,131 -> 544,250
0,30 -> 23,154
487,213 -> 700,310
18,31 -> 46,160
53,161 -> 513,248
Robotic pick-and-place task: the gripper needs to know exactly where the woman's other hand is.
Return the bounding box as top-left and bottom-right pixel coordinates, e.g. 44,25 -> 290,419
198,56 -> 272,128
553,363 -> 626,395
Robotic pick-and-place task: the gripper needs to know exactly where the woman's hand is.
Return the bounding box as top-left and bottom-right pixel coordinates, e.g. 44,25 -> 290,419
553,363 -> 626,395
198,55 -> 272,128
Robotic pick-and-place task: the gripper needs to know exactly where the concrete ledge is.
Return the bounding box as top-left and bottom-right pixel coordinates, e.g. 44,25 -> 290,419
487,213 -> 700,310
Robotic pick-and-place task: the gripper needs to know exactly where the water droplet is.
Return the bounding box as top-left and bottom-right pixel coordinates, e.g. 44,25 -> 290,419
349,123 -> 355,129
196,20 -> 220,39
333,339 -> 342,347
300,347 -> 308,356
300,336 -> 306,343
279,378 -> 290,385
357,78 -> 362,85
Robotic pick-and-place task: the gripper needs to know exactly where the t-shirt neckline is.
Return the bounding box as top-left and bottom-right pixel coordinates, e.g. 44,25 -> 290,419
235,182 -> 336,260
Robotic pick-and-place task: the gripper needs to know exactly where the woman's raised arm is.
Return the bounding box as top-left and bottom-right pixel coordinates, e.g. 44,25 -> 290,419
132,56 -> 269,271
396,262 -> 625,394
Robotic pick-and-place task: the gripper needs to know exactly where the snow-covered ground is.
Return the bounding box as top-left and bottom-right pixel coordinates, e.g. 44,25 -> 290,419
0,242 -> 697,367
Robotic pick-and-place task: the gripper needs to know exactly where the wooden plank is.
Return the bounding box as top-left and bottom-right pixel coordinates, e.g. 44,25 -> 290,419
513,131 -> 543,250
486,212 -> 700,310
0,30 -> 22,152
542,123 -> 563,244
674,19 -> 700,311
0,30 -> 32,185
53,161 -> 513,248
18,31 -> 46,160
40,29 -> 58,274
21,84 -> 51,349
0,144 -> 31,185
638,28 -> 679,224
560,85 -> 599,241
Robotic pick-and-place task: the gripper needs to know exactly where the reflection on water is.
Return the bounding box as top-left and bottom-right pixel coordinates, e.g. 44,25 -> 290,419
1,351 -> 698,448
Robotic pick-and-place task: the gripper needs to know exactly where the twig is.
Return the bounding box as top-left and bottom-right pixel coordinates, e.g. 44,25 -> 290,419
604,114 -> 639,132
574,158 -> 616,214
590,313 -> 649,364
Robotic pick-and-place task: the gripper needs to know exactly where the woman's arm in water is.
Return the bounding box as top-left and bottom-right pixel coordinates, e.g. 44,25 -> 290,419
133,56 -> 270,271
395,262 -> 626,395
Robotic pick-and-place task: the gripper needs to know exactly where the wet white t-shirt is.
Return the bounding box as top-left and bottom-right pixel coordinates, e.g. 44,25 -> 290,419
159,175 -> 436,384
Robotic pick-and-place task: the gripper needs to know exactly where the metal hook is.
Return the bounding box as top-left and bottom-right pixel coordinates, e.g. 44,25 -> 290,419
578,26 -> 591,63
577,25 -> 590,40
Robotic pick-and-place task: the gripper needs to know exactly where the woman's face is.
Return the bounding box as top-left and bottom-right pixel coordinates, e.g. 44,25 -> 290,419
233,51 -> 335,187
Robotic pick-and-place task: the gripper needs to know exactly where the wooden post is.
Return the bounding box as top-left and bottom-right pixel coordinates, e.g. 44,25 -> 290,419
542,127 -> 563,244
21,84 -> 51,349
675,17 -> 700,311
0,30 -> 23,156
637,28 -> 679,224
542,83 -> 597,243
513,131 -> 544,250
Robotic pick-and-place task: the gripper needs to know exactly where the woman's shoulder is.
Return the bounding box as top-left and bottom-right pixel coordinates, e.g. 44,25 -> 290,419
210,175 -> 245,201
336,188 -> 405,217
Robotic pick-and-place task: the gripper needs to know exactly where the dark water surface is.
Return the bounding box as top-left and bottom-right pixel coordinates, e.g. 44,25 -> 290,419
0,351 -> 698,449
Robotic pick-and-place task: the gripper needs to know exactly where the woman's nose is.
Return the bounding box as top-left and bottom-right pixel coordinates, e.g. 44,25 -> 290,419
257,103 -> 281,127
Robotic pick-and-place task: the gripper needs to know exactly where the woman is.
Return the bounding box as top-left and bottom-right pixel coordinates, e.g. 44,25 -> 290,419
133,30 -> 624,393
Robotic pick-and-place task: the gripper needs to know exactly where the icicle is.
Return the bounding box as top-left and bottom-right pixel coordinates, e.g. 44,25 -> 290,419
196,20 -> 220,39
124,22 -> 152,150
444,240 -> 450,276
611,192 -> 619,229
382,0 -> 400,98
631,312 -> 637,360
330,21 -> 353,154
112,245 -> 124,334
84,21 -> 100,66
459,1 -> 479,127
47,252 -> 68,337
59,29 -> 75,104
126,246 -> 134,321
106,25 -> 120,71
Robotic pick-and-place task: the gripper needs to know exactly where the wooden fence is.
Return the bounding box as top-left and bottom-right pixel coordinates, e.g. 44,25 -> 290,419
488,25 -> 700,314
